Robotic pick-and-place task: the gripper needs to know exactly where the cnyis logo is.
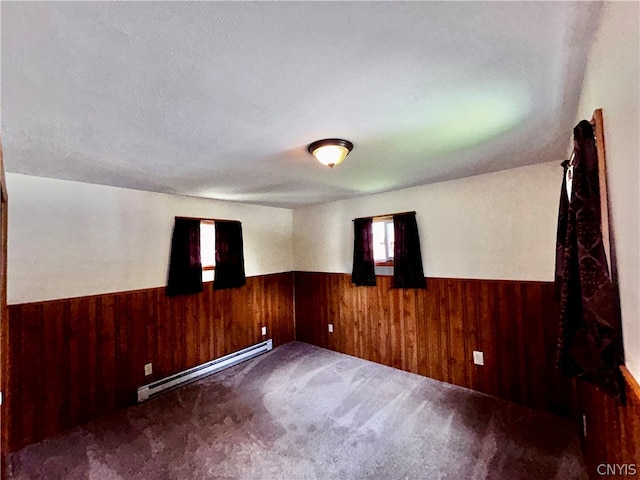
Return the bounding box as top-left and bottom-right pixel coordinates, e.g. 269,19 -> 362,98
597,464 -> 638,477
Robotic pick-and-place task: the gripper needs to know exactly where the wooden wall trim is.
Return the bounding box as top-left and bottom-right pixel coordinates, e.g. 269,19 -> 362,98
0,136 -> 8,479
592,108 -> 612,270
294,271 -> 573,416
582,368 -> 640,479
0,137 -> 7,203
7,272 -> 295,453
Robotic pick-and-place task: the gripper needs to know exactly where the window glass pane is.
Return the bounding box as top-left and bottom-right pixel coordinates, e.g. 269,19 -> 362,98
372,221 -> 386,261
386,221 -> 395,259
200,222 -> 216,267
202,270 -> 214,283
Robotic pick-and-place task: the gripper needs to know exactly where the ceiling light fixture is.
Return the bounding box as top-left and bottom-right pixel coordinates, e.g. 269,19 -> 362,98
308,138 -> 353,169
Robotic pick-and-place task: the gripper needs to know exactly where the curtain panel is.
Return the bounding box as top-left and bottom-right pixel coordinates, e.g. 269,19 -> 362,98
352,217 -> 376,286
393,212 -> 426,289
214,220 -> 246,290
554,159 -> 571,302
166,218 -> 203,296
555,119 -> 624,399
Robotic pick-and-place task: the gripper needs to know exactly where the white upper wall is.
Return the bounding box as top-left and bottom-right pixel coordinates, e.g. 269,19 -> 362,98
293,161 -> 561,282
7,174 -> 293,304
577,2 -> 640,379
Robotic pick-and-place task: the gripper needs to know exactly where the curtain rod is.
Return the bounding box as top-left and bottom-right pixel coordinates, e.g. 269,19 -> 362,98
352,210 -> 416,221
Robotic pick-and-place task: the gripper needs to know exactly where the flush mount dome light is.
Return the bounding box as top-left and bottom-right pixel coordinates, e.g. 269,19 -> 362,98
308,138 -> 353,169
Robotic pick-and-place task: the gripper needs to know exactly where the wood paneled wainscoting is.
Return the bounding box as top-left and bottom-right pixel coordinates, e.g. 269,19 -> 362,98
7,272 -> 294,453
294,272 -> 574,416
581,367 -> 640,479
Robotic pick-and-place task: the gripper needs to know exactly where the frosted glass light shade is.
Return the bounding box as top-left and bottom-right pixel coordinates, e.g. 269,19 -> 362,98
308,139 -> 353,169
312,145 -> 349,167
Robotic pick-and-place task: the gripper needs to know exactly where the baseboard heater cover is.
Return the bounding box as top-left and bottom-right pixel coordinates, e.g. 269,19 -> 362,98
137,339 -> 273,403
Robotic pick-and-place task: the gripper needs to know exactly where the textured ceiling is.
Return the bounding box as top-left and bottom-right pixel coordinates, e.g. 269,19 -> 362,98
1,1 -> 601,208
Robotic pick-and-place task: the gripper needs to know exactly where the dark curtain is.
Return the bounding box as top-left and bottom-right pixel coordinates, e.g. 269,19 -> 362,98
214,220 -> 246,290
555,119 -> 624,399
554,160 -> 571,302
352,217 -> 376,286
166,218 -> 203,296
393,212 -> 426,289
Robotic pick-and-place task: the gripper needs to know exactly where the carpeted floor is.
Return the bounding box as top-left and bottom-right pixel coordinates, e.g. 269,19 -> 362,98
8,342 -> 587,480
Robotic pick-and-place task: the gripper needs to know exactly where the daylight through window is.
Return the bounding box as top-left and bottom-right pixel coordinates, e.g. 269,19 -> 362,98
372,218 -> 394,265
200,220 -> 215,282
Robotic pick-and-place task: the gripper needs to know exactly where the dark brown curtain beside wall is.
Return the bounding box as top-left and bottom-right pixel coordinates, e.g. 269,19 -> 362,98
166,218 -> 203,296
352,217 -> 376,286
393,212 -> 426,289
554,159 -> 571,302
214,220 -> 246,290
555,119 -> 624,399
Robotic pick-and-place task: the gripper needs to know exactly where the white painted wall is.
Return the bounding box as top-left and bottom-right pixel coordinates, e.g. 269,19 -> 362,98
293,161 -> 561,282
577,2 -> 640,379
7,174 -> 293,304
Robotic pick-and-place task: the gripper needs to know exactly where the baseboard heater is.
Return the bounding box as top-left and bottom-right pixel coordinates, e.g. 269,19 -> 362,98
137,339 -> 273,403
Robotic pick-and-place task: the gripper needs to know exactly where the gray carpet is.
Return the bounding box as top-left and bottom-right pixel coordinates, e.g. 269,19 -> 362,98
8,342 -> 587,480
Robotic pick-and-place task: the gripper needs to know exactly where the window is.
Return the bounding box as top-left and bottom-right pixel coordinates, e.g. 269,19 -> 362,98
200,220 -> 215,282
372,217 -> 394,265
